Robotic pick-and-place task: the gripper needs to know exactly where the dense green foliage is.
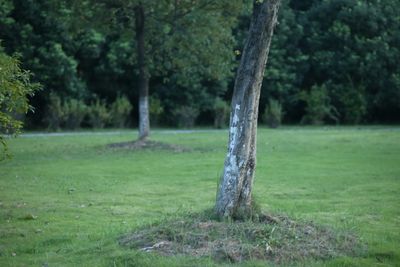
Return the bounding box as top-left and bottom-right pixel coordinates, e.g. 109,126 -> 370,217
0,0 -> 399,128
44,94 -> 132,130
263,98 -> 283,128
213,97 -> 230,128
110,94 -> 133,128
0,127 -> 399,265
262,0 -> 400,124
0,45 -> 40,158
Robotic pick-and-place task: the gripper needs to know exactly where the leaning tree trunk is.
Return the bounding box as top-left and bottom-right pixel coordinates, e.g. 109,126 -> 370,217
135,4 -> 150,140
215,0 -> 280,219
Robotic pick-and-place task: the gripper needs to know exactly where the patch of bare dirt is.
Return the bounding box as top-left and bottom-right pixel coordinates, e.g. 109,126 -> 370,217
107,140 -> 190,153
119,212 -> 365,264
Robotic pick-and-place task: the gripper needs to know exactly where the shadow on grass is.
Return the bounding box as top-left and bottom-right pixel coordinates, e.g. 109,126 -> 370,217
119,209 -> 366,265
107,140 -> 191,153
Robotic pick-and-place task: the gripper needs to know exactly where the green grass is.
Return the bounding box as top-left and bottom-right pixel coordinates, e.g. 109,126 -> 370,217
0,126 -> 399,266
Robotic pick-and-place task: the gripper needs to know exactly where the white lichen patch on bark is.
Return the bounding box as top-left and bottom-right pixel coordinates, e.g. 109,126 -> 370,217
139,96 -> 150,139
226,155 -> 239,180
229,104 -> 241,152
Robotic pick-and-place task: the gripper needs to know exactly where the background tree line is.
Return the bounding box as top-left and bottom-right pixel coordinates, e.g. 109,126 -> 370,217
1,0 -> 399,130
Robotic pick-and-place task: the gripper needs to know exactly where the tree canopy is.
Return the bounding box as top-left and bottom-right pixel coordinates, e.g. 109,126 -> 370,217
0,45 -> 40,159
0,0 -> 399,129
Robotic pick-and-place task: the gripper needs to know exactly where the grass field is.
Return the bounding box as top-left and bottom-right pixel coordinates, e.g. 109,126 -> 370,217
0,127 -> 399,266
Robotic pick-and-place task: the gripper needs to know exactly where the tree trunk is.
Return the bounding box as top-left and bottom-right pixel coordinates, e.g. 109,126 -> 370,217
215,0 -> 280,219
135,4 -> 150,140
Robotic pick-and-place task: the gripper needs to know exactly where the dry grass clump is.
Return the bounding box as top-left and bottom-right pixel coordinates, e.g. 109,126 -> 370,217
119,211 -> 364,264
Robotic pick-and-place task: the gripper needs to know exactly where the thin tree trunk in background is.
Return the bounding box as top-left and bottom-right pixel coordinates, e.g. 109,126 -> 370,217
215,0 -> 280,219
135,3 -> 150,140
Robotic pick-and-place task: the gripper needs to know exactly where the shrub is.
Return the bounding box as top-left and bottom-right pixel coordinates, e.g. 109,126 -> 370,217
340,87 -> 366,124
0,47 -> 40,159
62,98 -> 87,129
149,95 -> 164,126
213,98 -> 230,129
87,97 -> 109,128
44,93 -> 64,131
173,106 -> 199,128
110,94 -> 132,128
300,84 -> 339,125
263,99 -> 283,128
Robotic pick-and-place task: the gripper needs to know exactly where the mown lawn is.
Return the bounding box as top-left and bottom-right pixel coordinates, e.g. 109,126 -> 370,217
0,127 -> 399,266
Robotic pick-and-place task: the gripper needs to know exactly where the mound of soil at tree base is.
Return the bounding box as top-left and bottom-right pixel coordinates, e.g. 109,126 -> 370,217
119,211 -> 365,264
107,140 -> 190,153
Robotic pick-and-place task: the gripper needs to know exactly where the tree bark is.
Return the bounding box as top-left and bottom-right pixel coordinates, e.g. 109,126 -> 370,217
135,3 -> 150,140
215,0 -> 280,219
